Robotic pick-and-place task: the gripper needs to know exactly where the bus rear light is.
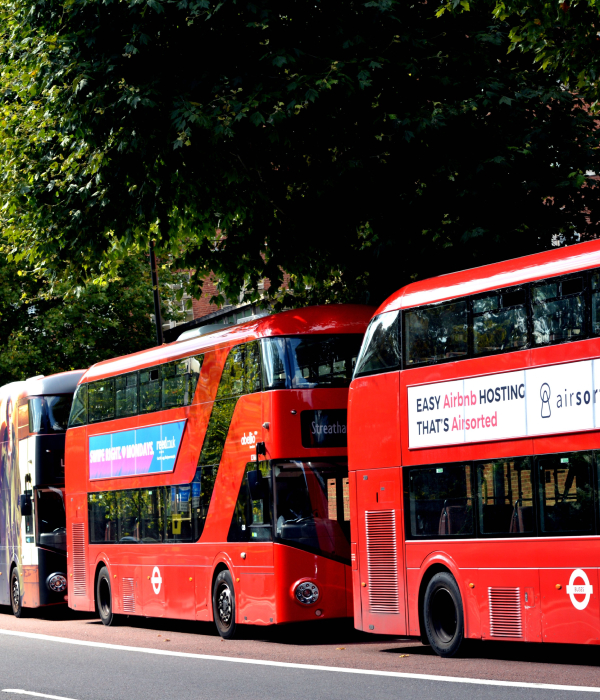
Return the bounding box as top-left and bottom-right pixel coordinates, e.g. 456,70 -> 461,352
46,573 -> 67,593
292,580 -> 320,605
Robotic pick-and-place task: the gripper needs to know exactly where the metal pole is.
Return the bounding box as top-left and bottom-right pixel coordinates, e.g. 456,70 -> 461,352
149,240 -> 164,345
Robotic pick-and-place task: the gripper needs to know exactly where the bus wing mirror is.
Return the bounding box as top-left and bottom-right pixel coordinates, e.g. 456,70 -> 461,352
20,494 -> 32,517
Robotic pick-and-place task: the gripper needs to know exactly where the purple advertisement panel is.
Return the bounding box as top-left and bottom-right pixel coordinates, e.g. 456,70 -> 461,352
89,420 -> 186,480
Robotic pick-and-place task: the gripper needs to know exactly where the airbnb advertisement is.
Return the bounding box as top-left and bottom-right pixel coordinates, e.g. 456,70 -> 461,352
89,420 -> 186,479
408,359 -> 600,448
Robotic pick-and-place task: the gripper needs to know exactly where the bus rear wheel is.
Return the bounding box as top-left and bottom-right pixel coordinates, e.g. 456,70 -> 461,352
97,566 -> 118,626
212,570 -> 237,639
10,568 -> 24,618
423,572 -> 464,658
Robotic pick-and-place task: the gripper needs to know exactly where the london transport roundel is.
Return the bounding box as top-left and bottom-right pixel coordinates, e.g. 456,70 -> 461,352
566,569 -> 593,611
151,566 -> 162,595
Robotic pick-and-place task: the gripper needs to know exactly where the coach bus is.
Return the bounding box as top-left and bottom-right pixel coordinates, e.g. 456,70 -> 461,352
64,304 -> 373,637
1,371 -> 84,616
349,238 -> 600,656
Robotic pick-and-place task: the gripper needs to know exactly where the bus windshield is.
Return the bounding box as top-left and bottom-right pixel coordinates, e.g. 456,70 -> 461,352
29,395 -> 73,433
36,487 -> 66,551
274,460 -> 350,562
262,335 -> 363,390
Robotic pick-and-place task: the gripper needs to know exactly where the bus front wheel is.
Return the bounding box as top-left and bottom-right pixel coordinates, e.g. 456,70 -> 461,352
423,572 -> 464,658
97,566 -> 118,626
10,568 -> 23,618
212,570 -> 237,639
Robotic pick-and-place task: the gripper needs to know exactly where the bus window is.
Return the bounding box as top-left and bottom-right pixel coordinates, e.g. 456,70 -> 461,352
217,342 -> 262,399
407,464 -> 474,537
68,384 -> 88,427
287,335 -> 362,388
538,452 -> 594,534
273,460 -> 350,561
140,367 -> 161,413
88,380 -> 115,423
115,373 -> 138,418
404,301 -> 468,366
228,462 -> 273,542
262,338 -> 288,390
29,396 -> 73,433
354,312 -> 400,377
473,289 -> 528,355
476,458 -> 533,535
36,488 -> 66,551
532,276 -> 585,345
165,485 -> 194,542
139,488 -> 162,542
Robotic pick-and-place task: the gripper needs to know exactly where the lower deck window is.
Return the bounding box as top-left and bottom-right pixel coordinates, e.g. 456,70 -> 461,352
405,450 -> 599,539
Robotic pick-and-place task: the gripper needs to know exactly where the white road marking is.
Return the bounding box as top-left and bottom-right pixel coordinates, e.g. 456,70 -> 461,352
3,691 -> 79,700
0,628 -> 598,693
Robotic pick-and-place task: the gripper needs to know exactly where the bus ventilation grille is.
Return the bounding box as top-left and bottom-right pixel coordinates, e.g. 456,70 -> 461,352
122,578 -> 135,613
365,510 -> 399,614
488,587 -> 522,638
71,523 -> 86,596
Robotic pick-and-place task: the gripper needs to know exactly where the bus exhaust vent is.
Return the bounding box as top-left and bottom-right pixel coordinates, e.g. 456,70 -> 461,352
71,523 -> 86,596
365,510 -> 399,614
122,578 -> 135,613
489,587 -> 522,638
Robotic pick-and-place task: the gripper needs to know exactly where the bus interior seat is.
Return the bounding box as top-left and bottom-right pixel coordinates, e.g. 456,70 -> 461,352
509,503 -> 533,533
438,500 -> 471,535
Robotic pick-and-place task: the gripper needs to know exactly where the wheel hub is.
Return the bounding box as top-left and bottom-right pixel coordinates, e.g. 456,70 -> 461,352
217,585 -> 232,626
11,576 -> 19,610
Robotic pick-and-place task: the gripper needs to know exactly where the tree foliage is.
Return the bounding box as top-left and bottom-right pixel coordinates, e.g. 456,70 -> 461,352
490,0 -> 600,105
0,0 -> 598,309
0,254 -> 184,385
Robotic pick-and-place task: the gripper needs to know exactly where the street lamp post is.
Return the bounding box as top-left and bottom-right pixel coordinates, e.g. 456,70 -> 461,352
149,240 -> 164,346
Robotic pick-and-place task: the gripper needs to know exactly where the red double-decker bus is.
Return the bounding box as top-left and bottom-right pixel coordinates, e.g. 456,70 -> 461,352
65,305 -> 373,637
349,239 -> 600,656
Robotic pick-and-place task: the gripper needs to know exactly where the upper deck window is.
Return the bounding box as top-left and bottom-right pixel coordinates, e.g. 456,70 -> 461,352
353,312 -> 400,378
405,301 -> 468,366
68,354 -> 203,427
262,335 -> 363,389
473,288 -> 528,356
29,395 -> 73,433
532,276 -> 584,346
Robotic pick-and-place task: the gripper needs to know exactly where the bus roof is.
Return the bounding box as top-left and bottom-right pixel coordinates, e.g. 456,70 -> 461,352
375,239 -> 600,316
24,370 -> 86,396
82,304 -> 375,383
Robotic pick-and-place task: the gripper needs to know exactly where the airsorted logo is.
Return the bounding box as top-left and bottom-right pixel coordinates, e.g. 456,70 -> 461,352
540,383 -> 551,419
241,431 -> 258,446
301,409 -> 347,448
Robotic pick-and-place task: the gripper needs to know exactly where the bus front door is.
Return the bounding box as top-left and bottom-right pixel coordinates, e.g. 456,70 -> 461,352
355,468 -> 406,636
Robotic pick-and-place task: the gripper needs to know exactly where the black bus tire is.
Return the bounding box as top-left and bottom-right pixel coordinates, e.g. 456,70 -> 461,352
10,568 -> 24,618
213,569 -> 237,639
423,572 -> 465,658
96,566 -> 118,626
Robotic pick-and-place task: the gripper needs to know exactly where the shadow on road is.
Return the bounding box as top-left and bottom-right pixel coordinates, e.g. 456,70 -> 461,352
382,639 -> 600,667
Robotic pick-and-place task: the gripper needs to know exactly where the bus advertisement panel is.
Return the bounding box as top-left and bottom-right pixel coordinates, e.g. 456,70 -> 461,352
348,239 -> 600,656
65,304 -> 373,637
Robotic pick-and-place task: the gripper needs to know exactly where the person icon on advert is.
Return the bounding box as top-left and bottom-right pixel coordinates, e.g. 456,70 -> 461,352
540,383 -> 551,419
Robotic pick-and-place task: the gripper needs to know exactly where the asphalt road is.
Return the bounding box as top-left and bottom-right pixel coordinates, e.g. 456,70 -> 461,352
0,606 -> 598,699
0,631 -> 596,700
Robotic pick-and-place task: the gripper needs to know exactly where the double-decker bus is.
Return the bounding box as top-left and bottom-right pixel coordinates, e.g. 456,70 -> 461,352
349,239 -> 600,656
1,371 -> 84,616
65,305 -> 373,637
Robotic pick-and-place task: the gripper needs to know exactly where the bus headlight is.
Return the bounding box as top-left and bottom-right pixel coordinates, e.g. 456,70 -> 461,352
293,580 -> 320,605
46,573 -> 67,593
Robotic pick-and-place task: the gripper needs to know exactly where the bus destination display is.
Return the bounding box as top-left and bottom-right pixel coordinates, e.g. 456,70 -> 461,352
89,420 -> 186,479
